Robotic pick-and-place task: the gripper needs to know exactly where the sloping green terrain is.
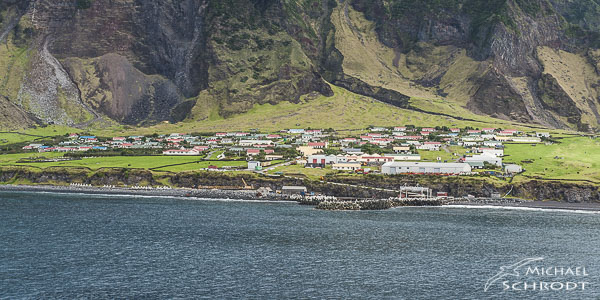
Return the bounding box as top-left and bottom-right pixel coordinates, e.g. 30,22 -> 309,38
0,0 -> 599,132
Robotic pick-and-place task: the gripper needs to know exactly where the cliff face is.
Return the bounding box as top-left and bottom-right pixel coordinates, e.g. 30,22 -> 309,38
1,166 -> 598,202
1,0 -> 599,131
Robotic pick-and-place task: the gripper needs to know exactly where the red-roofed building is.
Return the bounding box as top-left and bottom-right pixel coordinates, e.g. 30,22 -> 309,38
247,149 -> 261,156
360,155 -> 394,164
308,142 -> 327,149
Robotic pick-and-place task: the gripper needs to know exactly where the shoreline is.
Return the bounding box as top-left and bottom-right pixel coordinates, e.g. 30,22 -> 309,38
1,184 -> 599,212
0,184 -> 291,202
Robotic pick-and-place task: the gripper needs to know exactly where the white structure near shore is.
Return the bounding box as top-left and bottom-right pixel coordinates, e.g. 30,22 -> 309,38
382,162 -> 471,175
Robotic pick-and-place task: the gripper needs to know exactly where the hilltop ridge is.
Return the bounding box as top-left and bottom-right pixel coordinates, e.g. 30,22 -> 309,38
0,0 -> 599,132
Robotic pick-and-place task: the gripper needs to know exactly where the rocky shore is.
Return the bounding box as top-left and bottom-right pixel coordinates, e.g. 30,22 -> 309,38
1,184 -> 599,212
0,184 -> 291,202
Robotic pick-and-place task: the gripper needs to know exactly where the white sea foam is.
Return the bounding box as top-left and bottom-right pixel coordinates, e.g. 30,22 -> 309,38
442,204 -> 600,215
20,190 -> 296,203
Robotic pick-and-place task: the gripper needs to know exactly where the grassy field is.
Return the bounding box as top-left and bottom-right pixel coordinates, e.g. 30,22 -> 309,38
208,150 -> 224,160
1,155 -> 206,171
0,125 -> 76,145
418,146 -> 467,162
0,152 -> 65,164
266,164 -> 333,180
504,136 -> 600,183
0,151 -> 252,173
99,84 -> 543,136
153,160 -> 248,172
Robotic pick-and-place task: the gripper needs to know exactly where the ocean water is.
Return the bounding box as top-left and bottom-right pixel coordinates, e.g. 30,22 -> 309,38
0,191 -> 598,299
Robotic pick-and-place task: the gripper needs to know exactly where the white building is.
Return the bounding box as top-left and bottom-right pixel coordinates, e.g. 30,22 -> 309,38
370,127 -> 388,132
417,142 -> 442,151
481,148 -> 504,157
393,146 -> 411,153
163,149 -> 201,155
464,154 -> 502,167
390,154 -> 421,161
239,140 -> 272,146
536,132 -> 551,138
512,137 -> 542,143
382,162 -> 471,175
307,155 -> 338,166
248,161 -> 262,170
332,163 -> 362,171
483,141 -> 503,147
504,164 -> 523,174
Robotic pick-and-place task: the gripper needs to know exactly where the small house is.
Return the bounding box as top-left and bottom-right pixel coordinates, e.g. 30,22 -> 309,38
281,186 -> 307,195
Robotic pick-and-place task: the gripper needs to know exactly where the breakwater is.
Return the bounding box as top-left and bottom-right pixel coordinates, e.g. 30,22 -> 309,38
300,195 -> 526,211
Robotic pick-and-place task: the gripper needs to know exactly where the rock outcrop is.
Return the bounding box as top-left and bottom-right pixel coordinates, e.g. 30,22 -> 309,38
0,0 -> 599,131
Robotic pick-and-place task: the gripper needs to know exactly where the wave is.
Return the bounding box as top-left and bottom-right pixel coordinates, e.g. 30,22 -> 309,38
10,190 -> 296,204
441,204 -> 600,215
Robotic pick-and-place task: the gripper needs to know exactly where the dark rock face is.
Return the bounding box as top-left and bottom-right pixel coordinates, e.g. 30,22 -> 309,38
468,70 -> 532,123
1,167 -> 598,203
1,0 -> 600,130
332,74 -> 410,108
348,0 -> 600,131
537,73 -> 583,128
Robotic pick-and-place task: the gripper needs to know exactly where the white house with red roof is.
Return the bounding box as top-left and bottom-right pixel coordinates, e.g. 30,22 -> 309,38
308,142 -> 327,149
358,154 -> 395,164
193,146 -> 210,152
247,149 -> 261,156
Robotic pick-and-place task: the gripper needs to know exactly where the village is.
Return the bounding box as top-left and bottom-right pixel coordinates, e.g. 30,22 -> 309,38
17,125 -> 553,180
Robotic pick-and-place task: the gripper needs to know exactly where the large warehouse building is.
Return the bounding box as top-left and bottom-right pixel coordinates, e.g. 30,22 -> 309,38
382,162 -> 472,175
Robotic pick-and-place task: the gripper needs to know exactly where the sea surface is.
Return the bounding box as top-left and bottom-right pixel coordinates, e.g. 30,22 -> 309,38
0,191 -> 599,299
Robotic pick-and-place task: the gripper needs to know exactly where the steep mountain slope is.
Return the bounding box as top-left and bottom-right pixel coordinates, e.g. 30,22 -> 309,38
1,0 -> 599,132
